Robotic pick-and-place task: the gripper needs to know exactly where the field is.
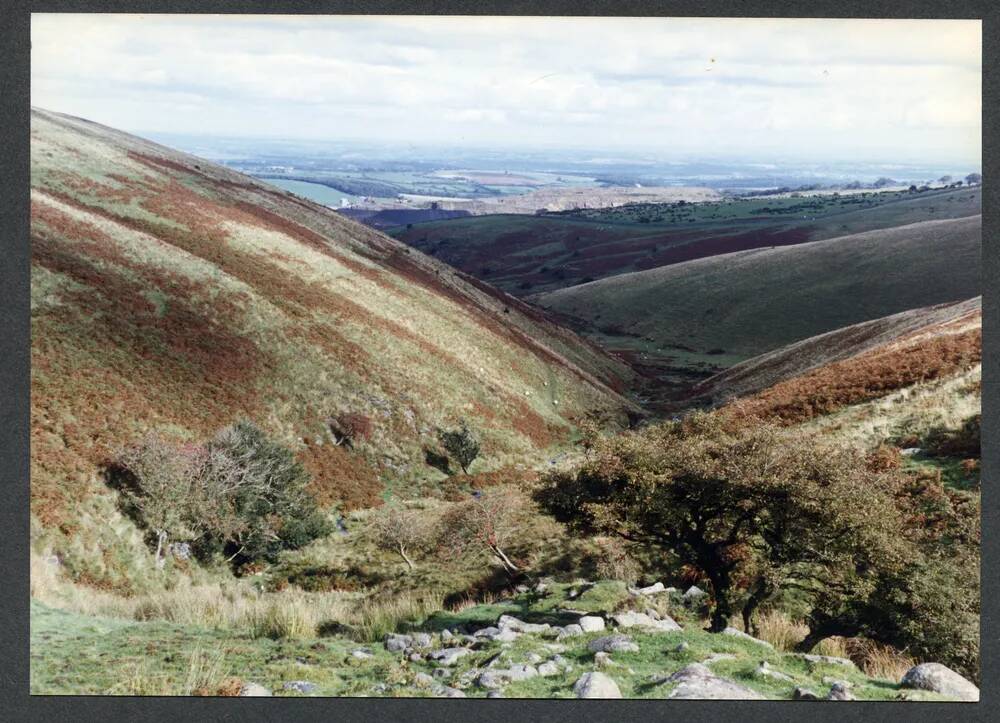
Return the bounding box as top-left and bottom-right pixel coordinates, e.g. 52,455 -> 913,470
389,186 -> 981,295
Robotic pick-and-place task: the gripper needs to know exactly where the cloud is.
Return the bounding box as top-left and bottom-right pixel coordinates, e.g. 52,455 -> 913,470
30,14 -> 981,163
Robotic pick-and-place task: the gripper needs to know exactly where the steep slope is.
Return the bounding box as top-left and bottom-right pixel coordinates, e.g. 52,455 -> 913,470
534,216 -> 981,366
29,108 -> 639,535
692,298 -> 982,404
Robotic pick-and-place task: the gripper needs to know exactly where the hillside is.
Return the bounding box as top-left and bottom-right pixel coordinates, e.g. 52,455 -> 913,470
533,217 -> 981,401
692,297 -> 982,405
389,186 -> 981,296
29,108 -> 640,553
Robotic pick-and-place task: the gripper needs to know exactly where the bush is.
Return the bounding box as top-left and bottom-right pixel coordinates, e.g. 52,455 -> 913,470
367,504 -> 435,571
110,420 -> 331,570
438,486 -> 533,575
438,420 -> 480,475
327,412 -> 373,448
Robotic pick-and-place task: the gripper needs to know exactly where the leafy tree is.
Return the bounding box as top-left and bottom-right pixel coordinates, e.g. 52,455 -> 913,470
438,420 -> 480,475
535,413 -> 904,633
965,173 -> 982,185
439,487 -> 532,575
368,503 -> 434,571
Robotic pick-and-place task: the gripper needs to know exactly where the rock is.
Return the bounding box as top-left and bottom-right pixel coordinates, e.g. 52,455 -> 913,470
432,668 -> 450,679
429,647 -> 471,666
900,447 -> 922,456
822,676 -> 851,686
526,652 -> 543,664
552,654 -> 570,667
588,634 -> 639,653
409,653 -> 423,662
682,585 -> 708,604
167,541 -> 191,560
572,671 -> 622,699
385,633 -> 413,652
900,662 -> 979,702
351,648 -> 374,660
793,687 -> 820,700
674,642 -> 690,653
493,628 -> 519,643
477,670 -> 508,690
756,661 -> 793,682
644,607 -> 662,620
538,661 -> 560,677
281,680 -> 316,694
613,611 -> 682,632
413,672 -> 434,688
440,629 -> 454,642
486,690 -> 504,698
594,652 -> 614,668
826,682 -> 856,701
432,685 -> 466,698
721,627 -> 775,650
477,665 -> 537,689
798,653 -> 857,669
632,581 -> 666,595
578,615 -> 606,632
412,632 -> 433,649
238,682 -> 271,697
557,624 -> 584,640
507,664 -> 538,681
515,584 -> 530,593
659,663 -> 766,700
497,614 -> 551,634
474,626 -> 501,638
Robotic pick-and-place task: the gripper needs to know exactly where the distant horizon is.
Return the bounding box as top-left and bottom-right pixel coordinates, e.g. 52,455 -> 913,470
31,15 -> 981,168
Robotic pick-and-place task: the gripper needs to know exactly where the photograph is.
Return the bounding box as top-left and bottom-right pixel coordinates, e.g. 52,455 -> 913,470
27,13 -> 982,701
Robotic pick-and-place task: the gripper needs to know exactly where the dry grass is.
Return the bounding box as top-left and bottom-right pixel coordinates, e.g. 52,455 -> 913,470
846,639 -> 917,682
104,646 -> 228,696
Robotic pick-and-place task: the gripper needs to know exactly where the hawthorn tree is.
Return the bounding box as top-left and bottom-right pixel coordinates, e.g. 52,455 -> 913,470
439,486 -> 532,575
534,412 -> 904,633
368,503 -> 434,571
438,420 -> 480,475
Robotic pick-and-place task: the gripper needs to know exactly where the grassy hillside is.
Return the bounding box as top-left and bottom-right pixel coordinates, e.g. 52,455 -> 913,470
533,216 -> 981,402
693,297 -> 982,404
29,108 -> 639,578
388,186 -> 981,296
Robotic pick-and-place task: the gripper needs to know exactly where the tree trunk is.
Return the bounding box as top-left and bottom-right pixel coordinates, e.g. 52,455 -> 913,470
706,566 -> 734,633
398,545 -> 415,571
492,545 -> 520,572
741,578 -> 771,638
154,530 -> 167,569
794,619 -> 858,653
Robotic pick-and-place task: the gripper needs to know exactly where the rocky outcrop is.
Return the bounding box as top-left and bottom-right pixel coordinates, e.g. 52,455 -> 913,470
900,663 -> 979,702
658,663 -> 766,700
573,671 -> 623,698
587,634 -> 639,653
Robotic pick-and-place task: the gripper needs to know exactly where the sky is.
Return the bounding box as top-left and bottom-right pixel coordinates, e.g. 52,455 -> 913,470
31,14 -> 982,164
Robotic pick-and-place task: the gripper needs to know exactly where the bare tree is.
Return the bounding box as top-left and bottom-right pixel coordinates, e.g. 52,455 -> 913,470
439,487 -> 532,574
368,504 -> 433,571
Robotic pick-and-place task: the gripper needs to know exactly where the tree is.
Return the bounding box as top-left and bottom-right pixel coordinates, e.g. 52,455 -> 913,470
965,173 -> 982,186
438,420 -> 480,475
534,413 -> 905,633
439,487 -> 532,575
938,175 -> 952,184
368,503 -> 434,571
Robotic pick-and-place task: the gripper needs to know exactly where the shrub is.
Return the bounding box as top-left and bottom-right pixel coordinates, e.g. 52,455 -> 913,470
438,420 -> 480,475
438,486 -> 533,575
367,504 -> 435,571
110,420 -> 330,570
327,412 -> 373,448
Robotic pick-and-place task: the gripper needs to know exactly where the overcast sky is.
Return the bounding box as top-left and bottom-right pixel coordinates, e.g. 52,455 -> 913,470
31,14 -> 981,164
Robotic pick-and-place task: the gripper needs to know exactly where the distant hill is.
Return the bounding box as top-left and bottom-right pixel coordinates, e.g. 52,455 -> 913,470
29,108 -> 638,536
693,297 -> 981,407
533,216 -> 981,366
389,186 -> 981,296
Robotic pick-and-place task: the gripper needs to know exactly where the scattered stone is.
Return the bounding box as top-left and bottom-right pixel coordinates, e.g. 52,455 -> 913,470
474,626 -> 501,638
551,654 -> 570,667
238,682 -> 271,697
413,673 -> 434,688
440,629 -> 454,642
507,664 -> 538,681
594,652 -> 614,668
900,663 -> 979,702
682,585 -> 708,604
721,627 -> 775,650
826,682 -> 856,701
409,653 -> 423,662
497,614 -> 551,634
515,584 -> 530,593
644,607 -> 662,621
572,671 -> 622,699
412,632 -> 433,649
486,690 -> 504,698
432,685 -> 466,698
282,680 -> 316,694
798,653 -> 856,669
756,661 -> 793,682
432,668 -> 450,679
674,642 -> 690,653
822,676 -> 851,686
538,661 -> 560,677
631,581 -> 666,595
477,670 -> 507,690
793,687 -> 820,700
351,648 -> 374,660
385,633 -> 413,652
578,615 -> 606,632
658,663 -> 765,700
557,624 -> 584,640
900,447 -> 922,456
588,634 -> 639,653
429,647 -> 471,666
613,610 -> 682,632
526,652 -> 543,664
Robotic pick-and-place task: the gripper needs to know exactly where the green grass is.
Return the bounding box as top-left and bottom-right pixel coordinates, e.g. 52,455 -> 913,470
903,454 -> 980,492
